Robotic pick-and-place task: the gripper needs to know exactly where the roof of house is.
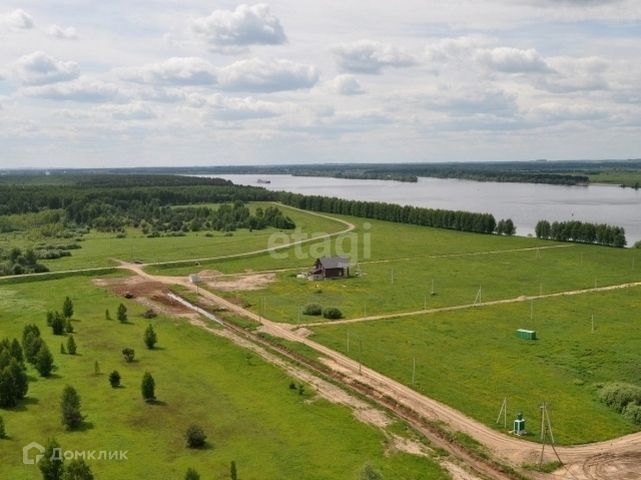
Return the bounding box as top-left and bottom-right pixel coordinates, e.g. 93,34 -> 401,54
317,256 -> 350,269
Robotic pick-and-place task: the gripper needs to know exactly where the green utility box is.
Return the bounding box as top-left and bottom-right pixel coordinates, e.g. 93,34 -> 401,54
516,329 -> 537,340
514,413 -> 526,435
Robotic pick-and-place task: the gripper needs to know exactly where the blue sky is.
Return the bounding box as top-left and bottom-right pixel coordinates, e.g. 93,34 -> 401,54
0,0 -> 640,168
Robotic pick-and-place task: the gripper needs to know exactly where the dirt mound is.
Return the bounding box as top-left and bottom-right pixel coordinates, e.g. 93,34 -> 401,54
202,272 -> 276,291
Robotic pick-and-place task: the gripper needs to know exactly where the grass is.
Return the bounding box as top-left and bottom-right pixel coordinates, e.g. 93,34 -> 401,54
310,287 -> 641,444
0,202 -> 346,273
195,216 -> 640,324
588,171 -> 641,188
0,275 -> 448,479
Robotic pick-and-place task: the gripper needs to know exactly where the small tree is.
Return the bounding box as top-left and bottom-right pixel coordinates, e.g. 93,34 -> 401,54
185,424 -> 207,448
62,297 -> 74,320
39,438 -> 64,480
94,361 -> 100,375
0,415 -> 6,439
61,385 -> 84,430
51,312 -> 66,336
62,458 -> 94,480
105,309 -> 111,321
122,348 -> 135,363
109,370 -> 121,388
36,343 -> 54,377
60,343 -> 66,355
117,304 -> 128,323
143,324 -> 157,350
141,372 -> 155,402
185,468 -> 200,480
65,318 -> 74,334
230,461 -> 237,480
66,336 -> 77,356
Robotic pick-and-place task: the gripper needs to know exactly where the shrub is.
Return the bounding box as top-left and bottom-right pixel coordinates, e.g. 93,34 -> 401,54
599,382 -> 641,413
623,403 -> 641,425
303,304 -> 322,316
141,371 -> 155,401
66,335 -> 77,355
109,370 -> 121,388
122,348 -> 135,363
185,424 -> 207,448
322,307 -> 343,320
35,343 -> 54,377
142,309 -> 157,319
0,416 -> 5,439
185,468 -> 200,480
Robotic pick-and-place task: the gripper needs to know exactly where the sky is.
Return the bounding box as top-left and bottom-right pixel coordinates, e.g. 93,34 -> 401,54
0,0 -> 640,168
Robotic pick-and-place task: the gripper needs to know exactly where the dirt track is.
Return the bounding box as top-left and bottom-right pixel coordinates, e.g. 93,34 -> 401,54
117,260 -> 641,480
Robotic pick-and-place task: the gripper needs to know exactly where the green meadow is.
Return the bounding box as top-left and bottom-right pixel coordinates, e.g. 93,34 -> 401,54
0,203 -> 345,273
191,216 -> 640,324
310,287 -> 641,445
0,275 -> 447,479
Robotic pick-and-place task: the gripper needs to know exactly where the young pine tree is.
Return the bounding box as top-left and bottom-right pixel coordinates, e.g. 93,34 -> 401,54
0,415 -> 6,439
230,461 -> 238,480
109,370 -> 121,388
105,309 -> 111,321
65,318 -> 74,334
66,335 -> 77,356
62,297 -> 74,320
143,324 -> 157,349
39,438 -> 64,480
35,343 -> 54,377
117,304 -> 128,323
61,385 -> 84,430
185,468 -> 200,480
141,372 -> 155,402
60,343 -> 66,355
62,458 -> 94,480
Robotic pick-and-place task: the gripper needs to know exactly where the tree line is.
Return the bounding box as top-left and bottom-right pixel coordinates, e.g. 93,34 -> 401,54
535,220 -> 626,247
277,192 -> 508,235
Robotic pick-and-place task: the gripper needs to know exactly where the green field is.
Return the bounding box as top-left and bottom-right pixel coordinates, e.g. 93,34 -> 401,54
0,203 -> 346,273
0,275 -> 447,479
310,287 -> 641,445
191,216 -> 640,324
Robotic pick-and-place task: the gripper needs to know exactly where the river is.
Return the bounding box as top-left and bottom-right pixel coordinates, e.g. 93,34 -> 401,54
203,174 -> 641,245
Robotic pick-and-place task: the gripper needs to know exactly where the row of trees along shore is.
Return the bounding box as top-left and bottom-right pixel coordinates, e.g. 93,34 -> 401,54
535,220 -> 626,247
277,192 -> 503,234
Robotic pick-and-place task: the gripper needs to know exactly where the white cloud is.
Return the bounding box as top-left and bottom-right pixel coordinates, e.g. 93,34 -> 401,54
119,57 -> 217,86
218,58 -> 318,92
47,24 -> 79,40
329,74 -> 364,95
22,77 -> 124,103
535,56 -> 609,92
332,40 -> 415,74
425,36 -> 494,63
14,51 -> 80,85
102,102 -> 157,120
529,102 -> 609,122
476,47 -> 552,73
410,86 -> 519,118
191,3 -> 286,52
198,94 -> 289,120
1,9 -> 34,30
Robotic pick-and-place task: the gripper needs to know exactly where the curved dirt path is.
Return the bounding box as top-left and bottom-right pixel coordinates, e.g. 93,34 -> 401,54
119,261 -> 641,480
